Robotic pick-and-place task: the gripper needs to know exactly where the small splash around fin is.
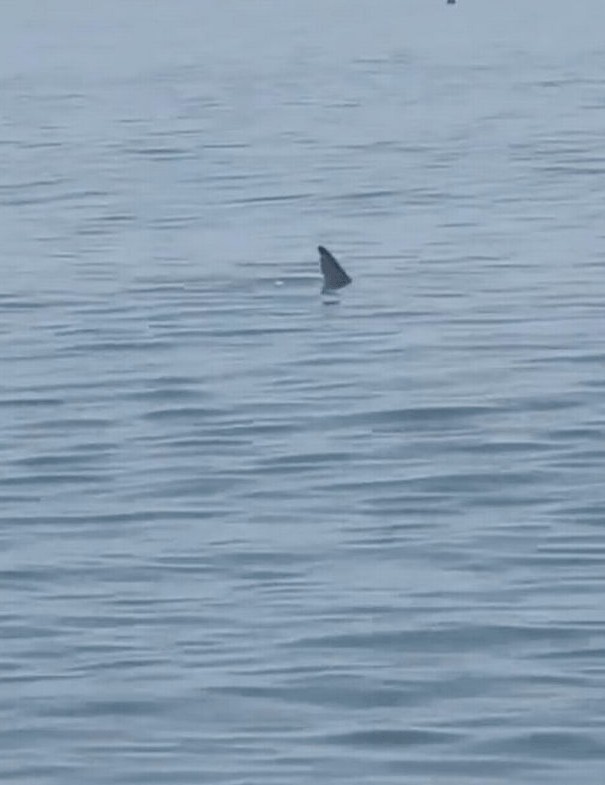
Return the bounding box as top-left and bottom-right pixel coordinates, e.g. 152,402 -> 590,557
321,291 -> 342,305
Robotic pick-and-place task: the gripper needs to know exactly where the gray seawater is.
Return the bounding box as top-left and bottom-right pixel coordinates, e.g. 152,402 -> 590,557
2,1 -> 605,782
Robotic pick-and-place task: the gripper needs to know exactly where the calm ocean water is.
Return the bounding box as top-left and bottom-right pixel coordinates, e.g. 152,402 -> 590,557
2,1 -> 605,782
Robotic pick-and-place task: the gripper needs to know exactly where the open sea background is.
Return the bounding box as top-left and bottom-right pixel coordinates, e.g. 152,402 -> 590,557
2,1 -> 605,782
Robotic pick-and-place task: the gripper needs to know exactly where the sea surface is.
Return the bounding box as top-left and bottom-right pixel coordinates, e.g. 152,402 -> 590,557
2,1 -> 605,783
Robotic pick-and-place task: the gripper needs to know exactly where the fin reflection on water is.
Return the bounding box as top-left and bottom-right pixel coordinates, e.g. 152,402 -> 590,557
318,245 -> 352,295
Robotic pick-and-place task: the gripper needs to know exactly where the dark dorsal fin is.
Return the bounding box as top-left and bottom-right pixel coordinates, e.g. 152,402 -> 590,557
318,246 -> 352,293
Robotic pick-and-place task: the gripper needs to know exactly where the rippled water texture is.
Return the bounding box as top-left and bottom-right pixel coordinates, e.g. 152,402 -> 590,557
2,1 -> 605,782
